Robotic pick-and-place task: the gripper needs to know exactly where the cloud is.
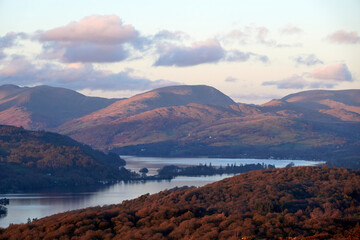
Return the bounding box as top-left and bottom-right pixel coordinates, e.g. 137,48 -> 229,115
262,75 -> 337,89
154,39 -> 225,67
327,30 -> 360,44
280,25 -> 303,35
223,26 -> 301,48
263,75 -> 309,89
0,55 -> 178,91
41,42 -> 129,63
38,15 -> 138,44
0,32 -> 27,59
36,15 -> 144,63
312,63 -> 352,81
226,50 -> 269,63
224,28 -> 250,44
263,63 -> 353,89
225,76 -> 238,82
154,39 -> 269,67
153,30 -> 189,41
294,54 -> 323,66
256,27 -> 276,46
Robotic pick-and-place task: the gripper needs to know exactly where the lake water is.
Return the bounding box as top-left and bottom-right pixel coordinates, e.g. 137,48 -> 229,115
0,157 -> 324,228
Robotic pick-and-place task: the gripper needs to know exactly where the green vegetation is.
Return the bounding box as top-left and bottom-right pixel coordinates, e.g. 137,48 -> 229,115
0,125 -> 134,193
1,166 -> 359,239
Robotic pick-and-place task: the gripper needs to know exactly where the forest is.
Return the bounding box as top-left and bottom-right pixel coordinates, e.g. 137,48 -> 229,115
1,166 -> 359,239
0,125 -> 134,193
156,163 -> 276,178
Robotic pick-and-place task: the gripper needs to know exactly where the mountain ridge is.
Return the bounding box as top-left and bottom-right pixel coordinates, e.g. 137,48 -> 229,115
0,84 -> 359,168
0,85 -> 120,130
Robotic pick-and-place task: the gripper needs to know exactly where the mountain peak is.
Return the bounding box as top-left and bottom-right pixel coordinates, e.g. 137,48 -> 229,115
147,85 -> 236,106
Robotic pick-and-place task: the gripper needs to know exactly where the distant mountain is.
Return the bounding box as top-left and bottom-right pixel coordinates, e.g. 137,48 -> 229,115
0,84 -> 359,168
2,166 -> 359,239
58,85 -> 236,131
0,125 -> 131,193
261,89 -> 360,122
0,84 -> 119,130
56,87 -> 359,168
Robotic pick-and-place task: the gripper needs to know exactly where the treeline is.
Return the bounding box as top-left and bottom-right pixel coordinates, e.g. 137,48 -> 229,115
1,166 -> 359,239
0,125 -> 132,193
0,198 -> 8,219
157,163 -> 275,178
114,140 -> 360,169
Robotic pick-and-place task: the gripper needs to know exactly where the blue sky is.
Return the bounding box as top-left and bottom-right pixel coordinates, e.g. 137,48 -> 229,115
0,0 -> 359,103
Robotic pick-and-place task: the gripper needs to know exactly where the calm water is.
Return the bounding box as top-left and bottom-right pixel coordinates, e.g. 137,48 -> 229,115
0,157 -> 324,228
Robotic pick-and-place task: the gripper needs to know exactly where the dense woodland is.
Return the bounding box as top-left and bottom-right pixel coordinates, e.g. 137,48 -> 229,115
0,125 -> 134,193
157,163 -> 275,178
1,166 -> 359,239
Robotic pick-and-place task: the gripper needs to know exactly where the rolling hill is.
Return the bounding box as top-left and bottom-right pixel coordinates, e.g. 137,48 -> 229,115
0,84 -> 119,130
0,84 -> 359,168
0,125 -> 131,193
1,166 -> 359,239
56,86 -> 360,168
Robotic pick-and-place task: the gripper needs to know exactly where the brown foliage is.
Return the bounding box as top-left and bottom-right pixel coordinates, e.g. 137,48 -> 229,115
1,166 -> 359,239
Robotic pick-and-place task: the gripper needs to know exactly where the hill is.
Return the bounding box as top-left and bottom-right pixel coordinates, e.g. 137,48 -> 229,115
57,87 -> 360,169
0,84 -> 359,168
0,125 -> 131,193
58,85 -> 236,132
1,166 -> 359,239
0,85 -> 119,130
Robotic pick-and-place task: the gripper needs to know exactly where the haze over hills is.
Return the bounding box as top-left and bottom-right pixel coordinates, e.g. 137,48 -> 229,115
1,166 -> 359,239
0,84 -> 359,168
0,85 -> 119,130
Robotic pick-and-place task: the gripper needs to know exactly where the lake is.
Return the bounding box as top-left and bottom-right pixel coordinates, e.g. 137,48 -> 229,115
0,157 -> 324,228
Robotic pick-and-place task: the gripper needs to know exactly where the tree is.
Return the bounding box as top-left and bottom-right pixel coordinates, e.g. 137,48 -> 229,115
139,168 -> 149,177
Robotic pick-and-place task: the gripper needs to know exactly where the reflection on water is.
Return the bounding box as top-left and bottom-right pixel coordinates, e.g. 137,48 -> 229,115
0,157 -> 324,228
123,156 -> 324,175
0,175 -> 232,228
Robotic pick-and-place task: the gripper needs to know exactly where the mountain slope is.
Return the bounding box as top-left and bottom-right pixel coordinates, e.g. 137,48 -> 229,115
0,125 -> 130,193
58,85 -> 236,132
1,166 -> 359,239
0,84 -> 359,168
0,85 -> 119,130
56,87 -> 360,169
261,89 -> 360,122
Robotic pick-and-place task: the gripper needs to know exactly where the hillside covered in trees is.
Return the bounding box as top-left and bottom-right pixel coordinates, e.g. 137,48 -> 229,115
0,125 -> 132,193
1,166 -> 359,239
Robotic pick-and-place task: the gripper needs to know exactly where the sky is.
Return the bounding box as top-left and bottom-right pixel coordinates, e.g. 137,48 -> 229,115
0,0 -> 359,104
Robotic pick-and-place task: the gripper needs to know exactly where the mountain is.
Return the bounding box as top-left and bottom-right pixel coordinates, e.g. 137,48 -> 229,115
261,89 -> 360,122
1,166 -> 359,239
0,84 -> 119,130
58,85 -> 236,131
0,84 -> 359,168
56,87 -> 359,168
0,125 -> 131,193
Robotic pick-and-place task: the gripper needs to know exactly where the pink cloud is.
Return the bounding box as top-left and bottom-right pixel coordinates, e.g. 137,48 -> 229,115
36,15 -> 145,63
39,15 -> 138,44
312,64 -> 352,81
327,30 -> 360,44
280,25 -> 303,35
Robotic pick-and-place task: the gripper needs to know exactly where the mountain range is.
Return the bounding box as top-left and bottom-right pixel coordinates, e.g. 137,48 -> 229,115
0,84 -> 359,168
